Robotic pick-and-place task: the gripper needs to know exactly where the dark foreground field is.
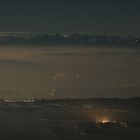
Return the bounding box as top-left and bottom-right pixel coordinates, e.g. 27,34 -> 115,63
0,98 -> 140,140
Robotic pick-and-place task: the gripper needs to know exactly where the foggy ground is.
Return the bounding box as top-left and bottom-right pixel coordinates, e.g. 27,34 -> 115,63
0,46 -> 140,139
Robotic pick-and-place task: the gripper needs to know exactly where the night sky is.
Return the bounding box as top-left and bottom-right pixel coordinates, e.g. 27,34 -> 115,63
0,0 -> 140,36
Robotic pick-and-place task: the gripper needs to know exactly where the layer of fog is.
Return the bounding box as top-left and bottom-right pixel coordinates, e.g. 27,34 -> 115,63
0,46 -> 140,98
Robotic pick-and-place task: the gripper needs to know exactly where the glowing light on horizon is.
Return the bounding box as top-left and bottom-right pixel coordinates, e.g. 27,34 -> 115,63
102,119 -> 110,123
96,119 -> 109,123
96,118 -> 117,124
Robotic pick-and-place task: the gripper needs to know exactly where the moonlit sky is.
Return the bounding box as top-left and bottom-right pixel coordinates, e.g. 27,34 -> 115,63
0,0 -> 140,36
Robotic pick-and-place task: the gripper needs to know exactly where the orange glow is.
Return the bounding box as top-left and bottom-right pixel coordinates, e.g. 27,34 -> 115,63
102,119 -> 110,123
96,118 -> 111,123
96,118 -> 117,124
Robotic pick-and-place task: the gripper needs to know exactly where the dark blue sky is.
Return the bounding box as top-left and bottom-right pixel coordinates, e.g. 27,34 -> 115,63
0,0 -> 140,36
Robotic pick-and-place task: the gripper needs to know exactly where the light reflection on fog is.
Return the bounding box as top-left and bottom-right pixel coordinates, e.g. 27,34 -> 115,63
0,46 -> 139,98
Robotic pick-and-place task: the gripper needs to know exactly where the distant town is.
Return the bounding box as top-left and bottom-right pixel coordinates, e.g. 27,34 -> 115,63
0,97 -> 140,106
0,33 -> 140,47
